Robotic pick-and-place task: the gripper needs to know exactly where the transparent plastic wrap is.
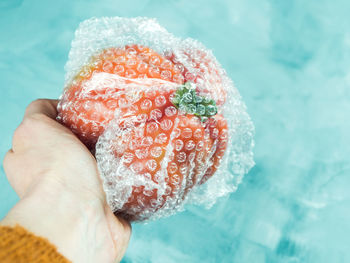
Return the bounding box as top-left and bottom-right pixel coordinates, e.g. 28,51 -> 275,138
57,17 -> 254,221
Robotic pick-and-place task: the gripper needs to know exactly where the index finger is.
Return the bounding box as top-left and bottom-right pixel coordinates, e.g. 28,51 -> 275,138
24,99 -> 59,120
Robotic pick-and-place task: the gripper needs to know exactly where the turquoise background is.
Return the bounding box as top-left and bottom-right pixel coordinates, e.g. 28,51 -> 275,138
1,0 -> 349,262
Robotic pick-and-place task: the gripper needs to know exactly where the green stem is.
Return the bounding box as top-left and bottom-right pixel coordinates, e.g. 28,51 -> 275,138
171,82 -> 218,122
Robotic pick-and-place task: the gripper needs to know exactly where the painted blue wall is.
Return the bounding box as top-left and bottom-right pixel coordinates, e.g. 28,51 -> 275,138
1,1 -> 349,262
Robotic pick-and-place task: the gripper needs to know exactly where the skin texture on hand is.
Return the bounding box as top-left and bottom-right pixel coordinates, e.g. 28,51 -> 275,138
1,99 -> 131,263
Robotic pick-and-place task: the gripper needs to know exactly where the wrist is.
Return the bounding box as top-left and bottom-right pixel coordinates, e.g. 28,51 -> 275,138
1,182 -> 107,262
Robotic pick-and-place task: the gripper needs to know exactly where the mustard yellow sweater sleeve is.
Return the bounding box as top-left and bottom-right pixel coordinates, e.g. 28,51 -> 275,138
0,225 -> 70,263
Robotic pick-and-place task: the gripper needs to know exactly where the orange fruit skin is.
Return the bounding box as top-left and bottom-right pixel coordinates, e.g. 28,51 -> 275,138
57,45 -> 228,220
58,45 -> 184,149
111,89 -> 228,220
167,48 -> 228,106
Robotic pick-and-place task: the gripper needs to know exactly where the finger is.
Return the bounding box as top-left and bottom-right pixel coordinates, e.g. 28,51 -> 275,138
12,99 -> 59,152
24,99 -> 59,120
3,149 -> 14,176
3,149 -> 26,197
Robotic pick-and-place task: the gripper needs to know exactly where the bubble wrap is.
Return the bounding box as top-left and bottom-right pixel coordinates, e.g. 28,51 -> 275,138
57,17 -> 255,221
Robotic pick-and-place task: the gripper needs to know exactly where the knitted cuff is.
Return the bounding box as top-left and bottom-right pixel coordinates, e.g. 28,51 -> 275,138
0,225 -> 70,263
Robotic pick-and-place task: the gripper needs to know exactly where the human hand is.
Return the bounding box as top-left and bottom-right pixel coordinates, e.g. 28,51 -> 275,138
1,99 -> 131,263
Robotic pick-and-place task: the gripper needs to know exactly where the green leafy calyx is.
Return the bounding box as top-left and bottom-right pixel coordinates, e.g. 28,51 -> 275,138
171,82 -> 218,122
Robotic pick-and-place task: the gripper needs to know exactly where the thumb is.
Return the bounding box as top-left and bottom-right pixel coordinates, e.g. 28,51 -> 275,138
104,204 -> 132,262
